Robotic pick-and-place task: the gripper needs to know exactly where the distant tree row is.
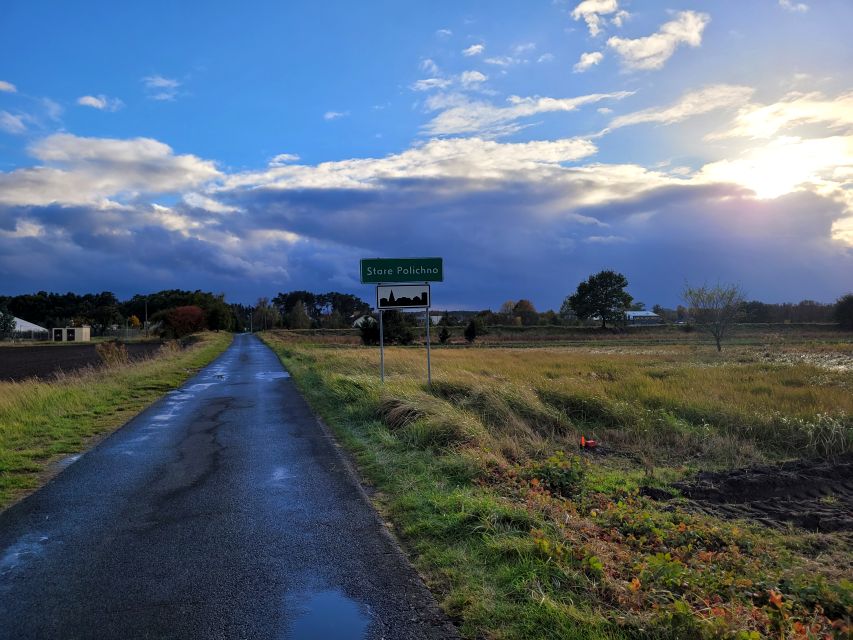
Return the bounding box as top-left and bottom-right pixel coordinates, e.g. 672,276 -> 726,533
252,291 -> 373,330
0,289 -> 241,335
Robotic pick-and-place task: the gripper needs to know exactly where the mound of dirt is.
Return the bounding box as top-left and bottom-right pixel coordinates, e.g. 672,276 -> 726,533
671,454 -> 853,533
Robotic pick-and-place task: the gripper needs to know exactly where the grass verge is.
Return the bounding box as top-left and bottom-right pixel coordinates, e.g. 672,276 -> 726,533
0,332 -> 232,508
261,331 -> 852,639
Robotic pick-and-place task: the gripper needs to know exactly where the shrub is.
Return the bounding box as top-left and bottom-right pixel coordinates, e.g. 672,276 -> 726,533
359,316 -> 379,345
522,451 -> 587,497
439,326 -> 450,344
95,341 -> 129,367
464,318 -> 486,343
153,305 -> 207,338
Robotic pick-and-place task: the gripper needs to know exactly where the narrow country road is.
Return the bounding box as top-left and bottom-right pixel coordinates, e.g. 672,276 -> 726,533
0,334 -> 457,640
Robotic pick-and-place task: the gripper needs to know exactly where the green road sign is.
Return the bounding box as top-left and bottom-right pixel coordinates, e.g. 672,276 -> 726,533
360,257 -> 443,283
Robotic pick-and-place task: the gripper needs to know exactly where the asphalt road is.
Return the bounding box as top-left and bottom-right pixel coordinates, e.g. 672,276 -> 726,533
0,333 -> 458,640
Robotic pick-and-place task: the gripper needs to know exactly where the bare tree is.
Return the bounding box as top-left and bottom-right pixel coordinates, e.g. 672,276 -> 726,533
682,282 -> 745,351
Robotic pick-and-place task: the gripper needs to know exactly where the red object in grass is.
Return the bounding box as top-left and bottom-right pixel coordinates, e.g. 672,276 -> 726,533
580,436 -> 598,448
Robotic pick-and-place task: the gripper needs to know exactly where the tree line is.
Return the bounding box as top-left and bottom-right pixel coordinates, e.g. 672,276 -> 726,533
0,289 -> 242,337
3,281 -> 851,346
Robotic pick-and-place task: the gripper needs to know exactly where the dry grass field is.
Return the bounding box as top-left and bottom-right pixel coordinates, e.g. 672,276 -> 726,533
263,330 -> 852,639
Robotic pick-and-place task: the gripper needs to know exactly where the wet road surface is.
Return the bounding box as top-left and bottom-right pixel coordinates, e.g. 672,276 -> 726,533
0,333 -> 458,640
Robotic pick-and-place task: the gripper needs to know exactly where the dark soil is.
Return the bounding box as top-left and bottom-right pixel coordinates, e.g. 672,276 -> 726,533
668,455 -> 853,533
0,343 -> 163,382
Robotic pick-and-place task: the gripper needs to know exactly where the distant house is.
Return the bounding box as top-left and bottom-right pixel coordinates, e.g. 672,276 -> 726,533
625,310 -> 663,325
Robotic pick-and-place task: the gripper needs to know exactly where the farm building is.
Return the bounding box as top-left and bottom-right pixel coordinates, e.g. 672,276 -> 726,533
12,317 -> 49,340
625,311 -> 663,325
52,326 -> 92,342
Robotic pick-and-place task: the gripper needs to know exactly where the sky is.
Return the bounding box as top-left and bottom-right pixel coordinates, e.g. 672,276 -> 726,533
1,0 -> 852,310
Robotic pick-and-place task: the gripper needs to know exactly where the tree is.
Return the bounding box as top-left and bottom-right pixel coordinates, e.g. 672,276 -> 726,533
129,315 -> 141,329
513,299 -> 538,326
158,305 -> 206,338
0,306 -> 15,340
438,310 -> 456,327
382,310 -> 416,345
464,318 -> 485,343
253,297 -> 278,330
285,301 -> 312,329
682,282 -> 746,351
835,293 -> 853,330
565,270 -> 633,328
439,326 -> 451,344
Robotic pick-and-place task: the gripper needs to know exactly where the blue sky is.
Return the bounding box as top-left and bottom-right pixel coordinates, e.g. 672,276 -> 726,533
1,0 -> 852,309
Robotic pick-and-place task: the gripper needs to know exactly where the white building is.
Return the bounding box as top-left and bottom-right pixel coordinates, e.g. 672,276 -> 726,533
625,311 -> 663,325
12,317 -> 49,340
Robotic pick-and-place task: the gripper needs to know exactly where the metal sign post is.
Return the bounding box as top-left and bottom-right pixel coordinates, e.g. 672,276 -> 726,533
363,258 -> 442,386
425,304 -> 431,386
379,309 -> 385,383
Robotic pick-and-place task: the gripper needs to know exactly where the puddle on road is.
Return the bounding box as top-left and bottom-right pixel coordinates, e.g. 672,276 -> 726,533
284,590 -> 369,640
0,533 -> 49,578
270,466 -> 295,485
255,371 -> 290,382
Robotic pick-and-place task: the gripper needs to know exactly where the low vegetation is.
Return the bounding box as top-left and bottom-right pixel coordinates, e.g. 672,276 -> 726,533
262,331 -> 852,639
0,332 -> 232,508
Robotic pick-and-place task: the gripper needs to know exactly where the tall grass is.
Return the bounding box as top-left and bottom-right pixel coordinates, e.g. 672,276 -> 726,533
0,332 -> 232,507
261,331 -> 853,639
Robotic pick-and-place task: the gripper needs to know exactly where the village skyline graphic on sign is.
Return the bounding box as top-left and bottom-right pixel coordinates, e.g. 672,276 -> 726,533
378,288 -> 429,308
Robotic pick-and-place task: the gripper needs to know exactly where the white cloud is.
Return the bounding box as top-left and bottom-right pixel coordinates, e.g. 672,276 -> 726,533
0,111 -> 27,135
0,80 -> 17,93
323,111 -> 349,120
436,28 -> 453,37
484,56 -> 521,67
42,98 -> 63,121
611,10 -> 630,27
420,58 -> 440,75
463,43 -> 485,56
707,91 -> 853,140
2,129 -> 851,307
608,84 -> 754,129
779,0 -> 808,12
421,91 -> 633,137
77,94 -> 125,111
141,74 -> 181,101
574,51 -> 604,73
513,43 -> 536,54
537,53 -> 555,63
0,134 -> 220,206
182,192 -> 239,213
460,70 -> 488,89
269,153 -> 300,166
221,136 -> 600,191
411,78 -> 452,92
607,11 -> 709,70
571,0 -> 619,37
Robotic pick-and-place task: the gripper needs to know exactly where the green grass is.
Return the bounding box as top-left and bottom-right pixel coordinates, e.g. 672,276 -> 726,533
0,332 -> 232,507
261,330 -> 852,639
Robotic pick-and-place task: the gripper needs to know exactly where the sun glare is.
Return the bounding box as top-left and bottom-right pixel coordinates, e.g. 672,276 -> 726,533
699,136 -> 853,200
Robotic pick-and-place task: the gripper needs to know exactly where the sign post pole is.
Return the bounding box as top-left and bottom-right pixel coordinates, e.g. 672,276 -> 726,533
425,302 -> 431,386
379,309 -> 385,383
